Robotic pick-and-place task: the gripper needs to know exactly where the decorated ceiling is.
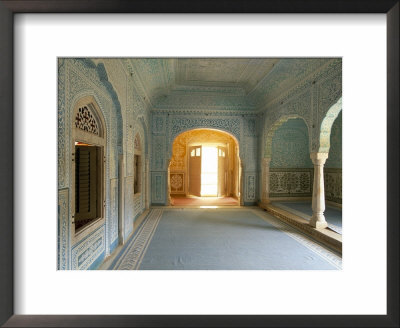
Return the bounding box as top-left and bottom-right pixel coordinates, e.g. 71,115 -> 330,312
121,58 -> 339,112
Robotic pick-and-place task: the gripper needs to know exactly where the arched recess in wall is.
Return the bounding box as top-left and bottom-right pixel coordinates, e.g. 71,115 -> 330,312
167,128 -> 242,205
269,117 -> 313,199
263,114 -> 313,200
264,114 -> 311,158
71,95 -> 107,238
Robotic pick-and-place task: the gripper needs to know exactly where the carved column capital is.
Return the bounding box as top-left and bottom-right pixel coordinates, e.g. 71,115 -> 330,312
310,152 -> 328,165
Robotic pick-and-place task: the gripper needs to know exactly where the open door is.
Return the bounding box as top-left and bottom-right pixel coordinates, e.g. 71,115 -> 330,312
217,146 -> 227,197
189,145 -> 201,196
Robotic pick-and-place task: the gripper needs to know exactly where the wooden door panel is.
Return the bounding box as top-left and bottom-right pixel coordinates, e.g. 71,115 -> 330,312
189,146 -> 201,196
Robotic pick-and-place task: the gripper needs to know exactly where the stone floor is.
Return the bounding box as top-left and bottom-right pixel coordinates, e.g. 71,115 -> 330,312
102,207 -> 342,270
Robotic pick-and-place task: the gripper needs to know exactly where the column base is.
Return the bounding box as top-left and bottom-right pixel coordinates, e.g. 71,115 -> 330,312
309,216 -> 328,229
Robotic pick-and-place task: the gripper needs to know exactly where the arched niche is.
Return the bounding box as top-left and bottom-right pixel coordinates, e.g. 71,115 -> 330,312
71,95 -> 107,239
261,114 -> 312,202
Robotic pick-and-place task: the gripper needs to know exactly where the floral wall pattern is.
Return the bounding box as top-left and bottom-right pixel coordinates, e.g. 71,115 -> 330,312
270,169 -> 313,197
324,169 -> 342,204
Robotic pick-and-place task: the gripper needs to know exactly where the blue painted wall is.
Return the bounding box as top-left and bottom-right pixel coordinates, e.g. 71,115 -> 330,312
270,119 -> 312,168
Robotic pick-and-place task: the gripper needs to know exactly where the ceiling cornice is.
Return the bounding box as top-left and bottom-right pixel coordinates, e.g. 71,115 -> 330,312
120,59 -> 153,109
256,58 -> 341,112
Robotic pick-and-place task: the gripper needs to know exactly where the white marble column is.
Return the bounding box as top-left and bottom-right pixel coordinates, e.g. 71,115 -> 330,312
309,152 -> 329,229
261,157 -> 271,204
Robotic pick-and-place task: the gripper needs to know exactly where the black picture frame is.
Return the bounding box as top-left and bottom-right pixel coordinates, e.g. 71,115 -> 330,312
0,1 -> 398,327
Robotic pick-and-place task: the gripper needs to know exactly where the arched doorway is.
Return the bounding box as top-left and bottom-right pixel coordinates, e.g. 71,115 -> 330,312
168,129 -> 241,206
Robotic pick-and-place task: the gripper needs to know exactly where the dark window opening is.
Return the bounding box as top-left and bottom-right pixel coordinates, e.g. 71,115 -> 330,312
75,144 -> 102,232
134,154 -> 141,194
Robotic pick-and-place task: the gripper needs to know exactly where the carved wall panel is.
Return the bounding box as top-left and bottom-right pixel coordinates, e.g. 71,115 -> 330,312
324,168 -> 342,204
75,105 -> 100,135
110,179 -> 119,247
58,189 -> 70,270
71,225 -> 105,270
245,173 -> 256,202
270,168 -> 313,197
152,135 -> 165,171
170,173 -> 185,193
151,172 -> 166,204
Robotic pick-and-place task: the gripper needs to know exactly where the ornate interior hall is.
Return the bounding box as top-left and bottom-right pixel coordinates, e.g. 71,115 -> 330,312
58,58 -> 342,270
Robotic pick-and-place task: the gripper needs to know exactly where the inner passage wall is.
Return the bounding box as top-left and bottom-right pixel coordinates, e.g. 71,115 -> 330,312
169,129 -> 238,198
270,118 -> 313,198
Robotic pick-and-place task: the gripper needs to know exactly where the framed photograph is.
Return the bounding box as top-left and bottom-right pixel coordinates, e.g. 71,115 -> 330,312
1,1 -> 398,327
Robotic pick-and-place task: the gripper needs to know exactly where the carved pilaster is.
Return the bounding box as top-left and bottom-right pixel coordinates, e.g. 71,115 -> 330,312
261,157 -> 272,204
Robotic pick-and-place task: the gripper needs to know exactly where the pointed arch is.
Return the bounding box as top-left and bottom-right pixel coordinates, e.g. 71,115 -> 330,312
318,97 -> 342,153
264,114 -> 310,158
